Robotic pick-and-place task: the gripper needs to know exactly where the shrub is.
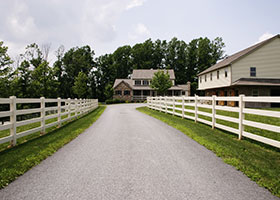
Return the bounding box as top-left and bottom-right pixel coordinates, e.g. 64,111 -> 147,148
105,99 -> 125,104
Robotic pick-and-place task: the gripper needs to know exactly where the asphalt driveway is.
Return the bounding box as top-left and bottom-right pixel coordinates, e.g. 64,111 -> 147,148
0,104 -> 278,200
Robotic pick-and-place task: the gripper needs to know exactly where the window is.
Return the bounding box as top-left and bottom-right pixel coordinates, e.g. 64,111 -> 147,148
115,90 -> 122,95
135,80 -> 141,85
205,74 -> 207,82
200,76 -> 202,83
225,69 -> 228,78
217,70 -> 219,79
252,89 -> 259,96
210,73 -> 213,81
250,67 -> 256,77
124,90 -> 130,95
143,80 -> 149,85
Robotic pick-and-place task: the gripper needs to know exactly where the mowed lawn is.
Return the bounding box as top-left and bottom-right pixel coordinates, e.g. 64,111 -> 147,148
0,106 -> 106,188
170,104 -> 280,142
137,106 -> 280,198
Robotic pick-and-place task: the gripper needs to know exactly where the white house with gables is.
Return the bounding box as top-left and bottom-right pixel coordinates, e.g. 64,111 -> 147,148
198,34 -> 280,107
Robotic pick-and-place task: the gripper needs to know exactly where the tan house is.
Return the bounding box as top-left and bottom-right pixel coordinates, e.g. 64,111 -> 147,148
113,69 -> 190,101
198,34 -> 280,107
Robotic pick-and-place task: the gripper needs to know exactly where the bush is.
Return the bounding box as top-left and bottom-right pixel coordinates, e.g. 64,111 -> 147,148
105,99 -> 125,104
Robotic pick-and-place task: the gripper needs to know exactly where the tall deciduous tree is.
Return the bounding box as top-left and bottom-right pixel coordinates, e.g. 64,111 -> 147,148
150,70 -> 172,95
0,41 -> 13,97
73,72 -> 89,98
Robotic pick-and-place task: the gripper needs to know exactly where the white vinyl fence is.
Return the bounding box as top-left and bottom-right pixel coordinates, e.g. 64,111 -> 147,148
147,95 -> 280,148
0,97 -> 98,146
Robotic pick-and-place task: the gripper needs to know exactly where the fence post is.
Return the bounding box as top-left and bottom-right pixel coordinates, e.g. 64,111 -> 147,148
182,96 -> 185,119
238,95 -> 245,140
57,97 -> 61,127
195,95 -> 198,123
159,96 -> 162,112
75,98 -> 78,117
68,98 -> 71,119
172,96 -> 175,116
212,95 -> 216,129
40,97 -> 45,135
165,96 -> 167,113
10,96 -> 17,146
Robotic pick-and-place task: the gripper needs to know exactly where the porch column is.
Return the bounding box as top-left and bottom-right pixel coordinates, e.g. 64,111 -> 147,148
141,90 -> 143,100
172,90 -> 174,96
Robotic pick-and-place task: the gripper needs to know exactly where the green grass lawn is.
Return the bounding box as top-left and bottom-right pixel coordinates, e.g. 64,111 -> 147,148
0,106 -> 105,188
170,104 -> 280,142
137,106 -> 280,198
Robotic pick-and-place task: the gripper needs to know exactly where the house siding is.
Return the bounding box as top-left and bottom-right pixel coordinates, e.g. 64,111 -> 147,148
113,82 -> 133,101
198,66 -> 231,90
232,37 -> 280,82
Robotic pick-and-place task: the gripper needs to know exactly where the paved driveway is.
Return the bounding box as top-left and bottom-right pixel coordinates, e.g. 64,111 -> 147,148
0,104 -> 278,200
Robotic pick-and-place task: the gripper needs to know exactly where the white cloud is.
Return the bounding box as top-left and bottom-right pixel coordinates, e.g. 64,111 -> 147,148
0,0 -> 148,61
126,0 -> 146,10
257,32 -> 274,43
129,23 -> 151,40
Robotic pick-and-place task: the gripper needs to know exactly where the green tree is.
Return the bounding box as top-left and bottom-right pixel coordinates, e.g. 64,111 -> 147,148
150,70 -> 172,95
31,61 -> 58,98
62,46 -> 94,98
165,37 -> 188,84
104,83 -> 114,100
73,72 -> 89,98
0,41 -> 13,97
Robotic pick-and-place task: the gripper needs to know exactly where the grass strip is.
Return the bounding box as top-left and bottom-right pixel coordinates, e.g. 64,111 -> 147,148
137,106 -> 280,198
0,106 -> 106,189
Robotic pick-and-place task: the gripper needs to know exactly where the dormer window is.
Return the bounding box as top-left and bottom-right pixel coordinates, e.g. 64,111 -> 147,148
217,70 -> 219,79
225,69 -> 228,78
200,76 -> 202,83
205,74 -> 207,82
135,80 -> 141,85
250,67 -> 256,77
210,73 -> 212,81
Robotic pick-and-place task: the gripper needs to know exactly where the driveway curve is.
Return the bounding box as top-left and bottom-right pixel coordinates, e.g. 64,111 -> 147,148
0,104 -> 278,200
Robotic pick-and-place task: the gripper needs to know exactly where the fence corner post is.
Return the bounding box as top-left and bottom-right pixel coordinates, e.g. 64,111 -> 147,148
195,95 -> 198,123
238,94 -> 245,140
10,96 -> 17,146
40,97 -> 45,135
182,96 -> 185,119
212,95 -> 216,129
57,97 -> 61,127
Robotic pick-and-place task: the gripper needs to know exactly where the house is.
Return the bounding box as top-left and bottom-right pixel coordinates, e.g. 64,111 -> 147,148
113,69 -> 191,101
198,34 -> 280,107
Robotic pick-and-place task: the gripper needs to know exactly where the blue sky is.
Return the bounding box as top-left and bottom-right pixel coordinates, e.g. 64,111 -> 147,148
0,0 -> 279,63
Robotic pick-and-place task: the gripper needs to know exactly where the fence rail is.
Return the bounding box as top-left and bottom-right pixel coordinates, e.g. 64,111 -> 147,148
147,95 -> 280,149
0,97 -> 98,146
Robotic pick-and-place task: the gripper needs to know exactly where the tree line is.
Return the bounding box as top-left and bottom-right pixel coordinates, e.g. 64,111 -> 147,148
0,37 -> 226,101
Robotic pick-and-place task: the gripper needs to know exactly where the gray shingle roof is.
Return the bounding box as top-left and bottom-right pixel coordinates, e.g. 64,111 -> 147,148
198,34 -> 280,76
131,69 -> 175,79
113,79 -> 133,89
232,78 -> 280,86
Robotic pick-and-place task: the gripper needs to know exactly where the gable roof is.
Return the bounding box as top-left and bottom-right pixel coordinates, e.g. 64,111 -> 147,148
131,69 -> 175,79
113,79 -> 133,89
198,34 -> 280,76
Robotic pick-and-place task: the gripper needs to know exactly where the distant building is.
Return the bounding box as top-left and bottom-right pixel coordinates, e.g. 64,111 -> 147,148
198,34 -> 280,107
113,69 -> 191,101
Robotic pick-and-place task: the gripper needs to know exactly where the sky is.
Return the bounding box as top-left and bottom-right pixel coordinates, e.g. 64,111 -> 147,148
0,0 -> 279,64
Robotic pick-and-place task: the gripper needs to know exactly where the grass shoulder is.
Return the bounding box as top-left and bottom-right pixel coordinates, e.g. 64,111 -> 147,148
137,106 -> 280,198
0,106 -> 106,189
